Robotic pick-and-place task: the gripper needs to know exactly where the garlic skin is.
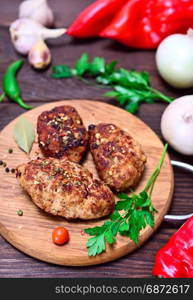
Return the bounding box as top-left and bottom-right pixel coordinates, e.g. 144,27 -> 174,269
28,39 -> 51,69
19,0 -> 54,27
10,18 -> 66,55
10,18 -> 41,54
161,95 -> 193,155
156,30 -> 193,88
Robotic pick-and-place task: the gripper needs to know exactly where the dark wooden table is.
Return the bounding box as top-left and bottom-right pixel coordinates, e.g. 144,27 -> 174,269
0,0 -> 193,278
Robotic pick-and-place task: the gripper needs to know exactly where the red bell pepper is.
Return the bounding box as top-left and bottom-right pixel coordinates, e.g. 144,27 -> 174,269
100,0 -> 193,48
153,216 -> 193,278
67,0 -> 128,38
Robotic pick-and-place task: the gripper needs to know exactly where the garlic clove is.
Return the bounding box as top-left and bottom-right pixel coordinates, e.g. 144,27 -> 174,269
41,27 -> 67,39
28,39 -> 51,69
19,0 -> 54,27
10,18 -> 66,55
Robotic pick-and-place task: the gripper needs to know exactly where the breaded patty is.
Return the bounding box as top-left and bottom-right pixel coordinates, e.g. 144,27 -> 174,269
16,158 -> 115,220
88,123 -> 146,192
37,105 -> 88,163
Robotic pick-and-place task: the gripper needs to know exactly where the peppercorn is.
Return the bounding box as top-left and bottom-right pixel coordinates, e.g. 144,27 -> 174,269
5,167 -> 9,173
11,168 -> 15,173
91,143 -> 99,150
8,148 -> 13,154
88,124 -> 96,130
0,160 -> 3,166
3,162 -> 6,167
17,209 -> 23,216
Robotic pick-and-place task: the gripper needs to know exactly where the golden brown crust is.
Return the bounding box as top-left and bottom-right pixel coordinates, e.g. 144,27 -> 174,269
88,123 -> 146,192
37,105 -> 88,163
16,158 -> 115,220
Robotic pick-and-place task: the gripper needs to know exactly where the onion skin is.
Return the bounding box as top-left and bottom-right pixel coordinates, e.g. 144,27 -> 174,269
161,95 -> 193,155
156,32 -> 193,88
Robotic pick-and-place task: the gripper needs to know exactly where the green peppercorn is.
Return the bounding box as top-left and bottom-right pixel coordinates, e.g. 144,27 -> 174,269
17,210 -> 23,216
3,162 -> 6,167
8,148 -> 13,154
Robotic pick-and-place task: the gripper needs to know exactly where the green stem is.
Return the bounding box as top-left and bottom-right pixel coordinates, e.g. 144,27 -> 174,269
77,76 -> 109,89
0,93 -> 5,102
151,88 -> 173,104
144,144 -> 168,192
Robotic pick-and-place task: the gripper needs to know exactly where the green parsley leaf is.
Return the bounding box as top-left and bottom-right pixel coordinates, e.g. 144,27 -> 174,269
103,91 -> 119,98
75,53 -> 90,76
105,61 -> 117,74
109,210 -> 121,221
90,57 -> 105,75
117,193 -> 130,200
84,225 -> 106,236
111,222 -> 120,235
86,234 -> 105,256
51,65 -> 72,78
119,221 -> 130,233
143,211 -> 154,227
115,199 -> 132,211
51,53 -> 173,113
104,230 -> 116,244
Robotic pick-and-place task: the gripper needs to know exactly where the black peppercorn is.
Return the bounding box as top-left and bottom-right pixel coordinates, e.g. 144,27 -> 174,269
88,124 -> 96,131
91,143 -> 99,150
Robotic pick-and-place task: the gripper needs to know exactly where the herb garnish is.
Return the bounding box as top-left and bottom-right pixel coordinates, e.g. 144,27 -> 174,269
84,144 -> 168,256
51,53 -> 173,113
13,117 -> 35,154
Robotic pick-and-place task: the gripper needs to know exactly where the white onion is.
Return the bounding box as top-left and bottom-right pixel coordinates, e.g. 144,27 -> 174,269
161,95 -> 193,155
156,30 -> 193,88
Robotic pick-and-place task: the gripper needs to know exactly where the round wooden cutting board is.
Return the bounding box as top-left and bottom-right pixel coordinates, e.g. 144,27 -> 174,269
0,100 -> 174,266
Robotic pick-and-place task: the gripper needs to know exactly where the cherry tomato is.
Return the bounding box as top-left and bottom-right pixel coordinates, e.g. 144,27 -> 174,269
52,227 -> 69,245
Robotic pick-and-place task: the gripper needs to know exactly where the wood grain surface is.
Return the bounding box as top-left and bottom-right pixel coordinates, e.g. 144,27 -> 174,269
0,100 -> 173,266
0,0 -> 193,278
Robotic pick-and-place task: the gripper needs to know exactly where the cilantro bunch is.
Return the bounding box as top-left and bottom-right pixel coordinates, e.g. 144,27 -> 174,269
84,144 -> 168,257
51,53 -> 173,113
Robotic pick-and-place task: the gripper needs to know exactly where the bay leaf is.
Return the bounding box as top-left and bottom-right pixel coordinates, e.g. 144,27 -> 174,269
13,117 -> 35,153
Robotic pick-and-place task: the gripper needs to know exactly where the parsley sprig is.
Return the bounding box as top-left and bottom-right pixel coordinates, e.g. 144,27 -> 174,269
51,53 -> 173,113
84,144 -> 168,256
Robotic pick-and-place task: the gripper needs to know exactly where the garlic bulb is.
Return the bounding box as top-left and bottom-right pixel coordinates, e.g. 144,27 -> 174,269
19,0 -> 54,27
10,18 -> 66,55
161,95 -> 193,155
28,39 -> 51,69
